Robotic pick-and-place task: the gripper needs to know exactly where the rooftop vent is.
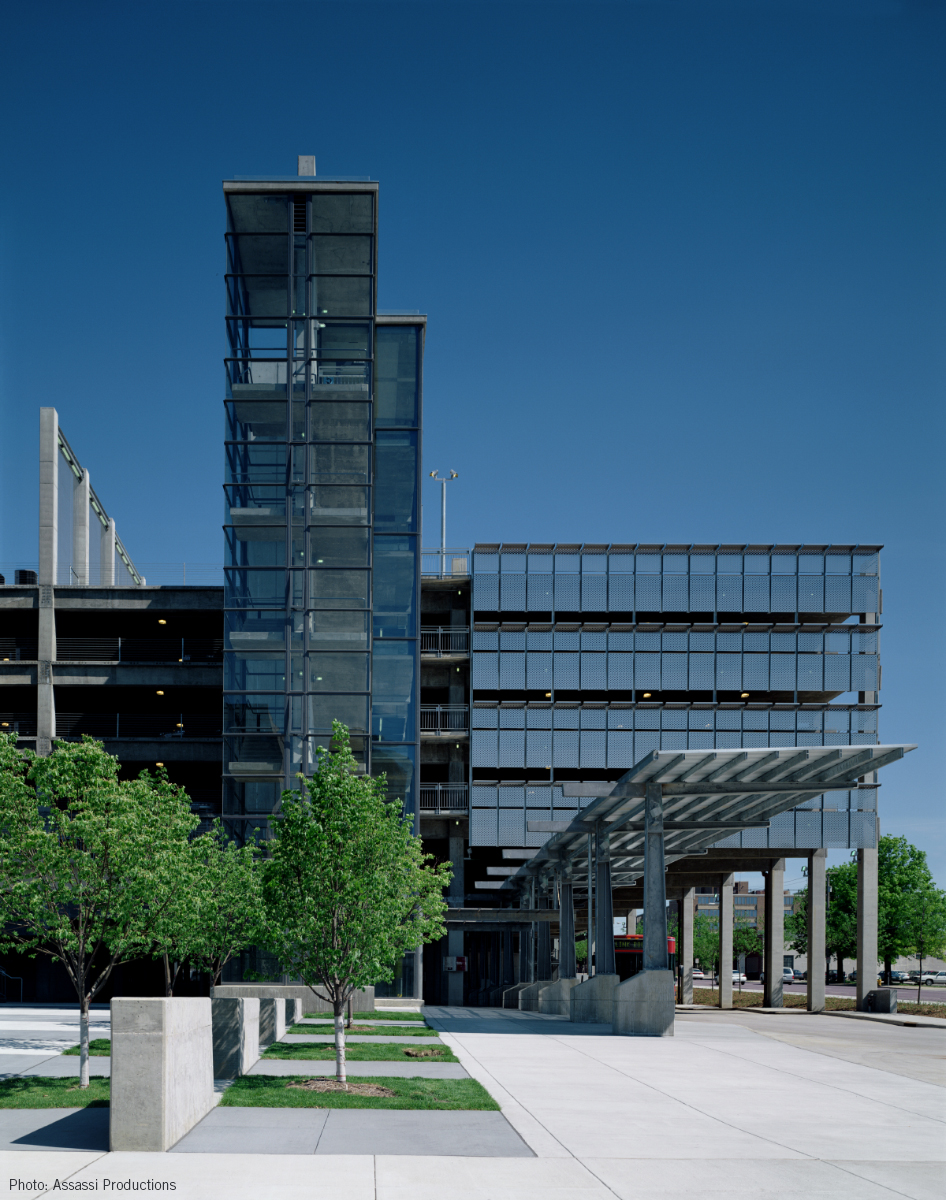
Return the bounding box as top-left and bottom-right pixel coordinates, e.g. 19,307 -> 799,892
298,155 -> 316,177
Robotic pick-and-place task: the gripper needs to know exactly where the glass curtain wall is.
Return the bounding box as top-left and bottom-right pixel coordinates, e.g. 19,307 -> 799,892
223,184 -> 421,838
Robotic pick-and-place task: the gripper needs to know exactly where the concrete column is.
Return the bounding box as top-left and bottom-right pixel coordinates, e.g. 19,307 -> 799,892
643,783 -> 668,972
72,468 -> 90,585
537,888 -> 552,981
101,518 -> 116,586
39,408 -> 58,587
447,833 -> 465,1005
559,874 -> 576,978
628,909 -> 639,935
680,887 -> 695,1004
763,859 -> 786,1008
503,928 -> 515,985
587,836 -> 594,974
857,845 -> 879,1010
807,849 -> 827,1012
595,829 -> 616,976
719,874 -> 734,1009
520,925 -> 533,983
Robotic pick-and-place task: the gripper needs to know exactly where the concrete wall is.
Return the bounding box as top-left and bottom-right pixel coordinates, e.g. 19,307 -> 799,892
569,974 -> 619,1024
502,983 -> 531,1009
110,998 -> 214,1152
517,981 -> 548,1011
212,983 -> 374,1014
612,970 -> 675,1037
211,997 -> 259,1079
259,997 -> 286,1047
537,977 -> 580,1016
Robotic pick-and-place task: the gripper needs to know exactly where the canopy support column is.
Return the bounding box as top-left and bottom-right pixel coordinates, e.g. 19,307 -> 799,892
595,827 -> 615,976
719,873 -> 734,1009
807,849 -> 826,1012
559,868 -> 576,979
680,889 -> 694,1004
763,859 -> 785,1008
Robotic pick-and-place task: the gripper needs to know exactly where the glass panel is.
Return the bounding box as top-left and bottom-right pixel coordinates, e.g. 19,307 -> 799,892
310,277 -> 372,317
308,693 -> 369,734
225,610 -> 286,651
225,486 -> 286,525
825,555 -> 851,574
225,569 -> 285,608
309,569 -> 369,609
371,745 -> 415,806
374,432 -> 418,532
310,194 -> 373,234
227,194 -> 288,234
226,443 -> 286,485
226,319 -> 288,357
372,641 -> 416,742
308,402 -> 370,441
799,555 -> 824,574
311,322 -> 371,357
226,527 -> 285,567
744,555 -> 769,574
635,554 -> 660,572
309,527 -> 370,568
373,535 -> 417,638
224,694 -> 284,734
771,555 -> 797,574
227,276 -> 288,319
226,360 -> 287,400
662,555 -> 687,573
225,651 -> 287,691
309,443 -> 370,483
308,652 -> 370,691
374,326 -> 418,428
226,235 -> 289,274
308,610 -> 369,650
309,486 -> 369,525
717,554 -> 742,573
309,235 -> 372,273
226,400 -> 287,442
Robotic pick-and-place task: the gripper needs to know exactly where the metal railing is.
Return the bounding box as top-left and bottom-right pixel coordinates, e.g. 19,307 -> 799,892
0,714 -> 38,736
421,548 -> 470,579
419,784 -> 469,814
56,713 -> 222,738
0,641 -> 39,662
420,626 -> 470,656
56,638 -> 223,663
420,705 -> 469,734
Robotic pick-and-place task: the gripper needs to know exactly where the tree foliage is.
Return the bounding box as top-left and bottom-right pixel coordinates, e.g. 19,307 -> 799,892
0,735 -> 196,1085
260,723 -> 452,1082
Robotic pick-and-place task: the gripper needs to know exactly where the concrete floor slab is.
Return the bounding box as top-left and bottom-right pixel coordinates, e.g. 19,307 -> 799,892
374,1154 -> 611,1199
829,1160 -> 946,1200
0,1108 -> 109,1152
0,1053 -> 56,1075
171,1107 -> 329,1154
248,1060 -> 468,1079
315,1109 -> 533,1157
19,1057 -> 110,1077
282,1033 -> 442,1045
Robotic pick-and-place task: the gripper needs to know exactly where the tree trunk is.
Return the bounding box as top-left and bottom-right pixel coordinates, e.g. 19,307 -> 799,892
346,995 -> 353,1029
837,955 -> 844,987
79,994 -> 91,1089
884,956 -> 892,986
334,999 -> 347,1085
164,953 -> 172,998
917,955 -> 923,1005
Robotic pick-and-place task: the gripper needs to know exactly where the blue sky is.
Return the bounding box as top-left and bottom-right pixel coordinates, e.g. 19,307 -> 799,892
1,1 -> 943,881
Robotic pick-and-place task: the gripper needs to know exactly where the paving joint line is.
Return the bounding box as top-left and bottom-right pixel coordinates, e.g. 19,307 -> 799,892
821,1158 -> 936,1200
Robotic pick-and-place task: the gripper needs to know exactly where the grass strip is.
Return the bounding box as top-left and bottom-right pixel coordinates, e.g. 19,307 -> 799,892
0,1077 -> 109,1109
62,1039 -> 111,1057
305,1011 -> 423,1022
220,1074 -> 496,1110
690,988 -> 946,1017
288,1023 -> 437,1037
262,1041 -> 458,1063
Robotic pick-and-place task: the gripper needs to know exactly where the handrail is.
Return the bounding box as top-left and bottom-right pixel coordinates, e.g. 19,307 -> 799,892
420,705 -> 470,733
419,784 -> 469,814
420,626 -> 470,656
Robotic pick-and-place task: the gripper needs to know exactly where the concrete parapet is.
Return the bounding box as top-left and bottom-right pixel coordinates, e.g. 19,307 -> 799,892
212,983 -> 374,1014
569,974 -> 619,1024
211,997 -> 259,1079
517,981 -> 550,1011
259,997 -> 286,1047
538,977 -> 580,1015
502,983 -> 531,1009
612,969 -> 675,1037
110,998 -> 214,1151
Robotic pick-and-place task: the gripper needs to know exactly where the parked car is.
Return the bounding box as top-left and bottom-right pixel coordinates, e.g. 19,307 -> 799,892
889,971 -> 910,983
793,969 -> 806,981
782,968 -> 795,984
732,970 -> 747,984
917,971 -> 941,986
930,972 -> 946,986
691,968 -> 706,979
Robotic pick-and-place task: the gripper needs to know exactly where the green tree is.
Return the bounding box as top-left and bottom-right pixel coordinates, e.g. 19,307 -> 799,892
0,736 -> 196,1086
153,821 -> 263,994
826,862 -> 858,983
260,723 -> 452,1083
692,912 -> 720,981
877,836 -> 938,982
905,886 -> 946,1004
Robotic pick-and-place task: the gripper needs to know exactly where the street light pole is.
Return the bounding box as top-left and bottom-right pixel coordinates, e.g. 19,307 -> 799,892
428,470 -> 459,577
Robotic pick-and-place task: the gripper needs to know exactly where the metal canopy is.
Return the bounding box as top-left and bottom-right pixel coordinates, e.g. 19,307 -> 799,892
502,744 -> 915,890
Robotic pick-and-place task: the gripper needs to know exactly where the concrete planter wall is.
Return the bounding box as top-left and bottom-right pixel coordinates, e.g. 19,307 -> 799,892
538,977 -> 580,1015
110,998 -> 214,1152
211,997 -> 259,1079
259,997 -> 286,1047
612,970 -> 675,1037
212,983 -> 374,1015
569,974 -> 619,1024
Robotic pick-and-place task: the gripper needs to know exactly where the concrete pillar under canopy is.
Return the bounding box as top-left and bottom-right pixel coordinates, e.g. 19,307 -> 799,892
642,784 -> 668,973
763,859 -> 785,1008
857,842 -> 879,1010
595,830 -> 615,976
807,849 -> 827,1012
559,876 -> 576,979
73,468 -> 90,585
536,892 -> 552,982
719,873 -> 734,1010
101,517 -> 116,586
680,888 -> 695,1004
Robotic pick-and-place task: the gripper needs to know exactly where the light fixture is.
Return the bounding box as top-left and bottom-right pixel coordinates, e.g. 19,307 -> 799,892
176,723 -> 183,728
429,470 -> 438,478
545,692 -> 552,698
642,692 -> 652,699
741,692 -> 750,698
156,690 -> 164,696
158,619 -> 167,625
449,470 -> 458,479
155,762 -> 163,767
1,722 -> 8,727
